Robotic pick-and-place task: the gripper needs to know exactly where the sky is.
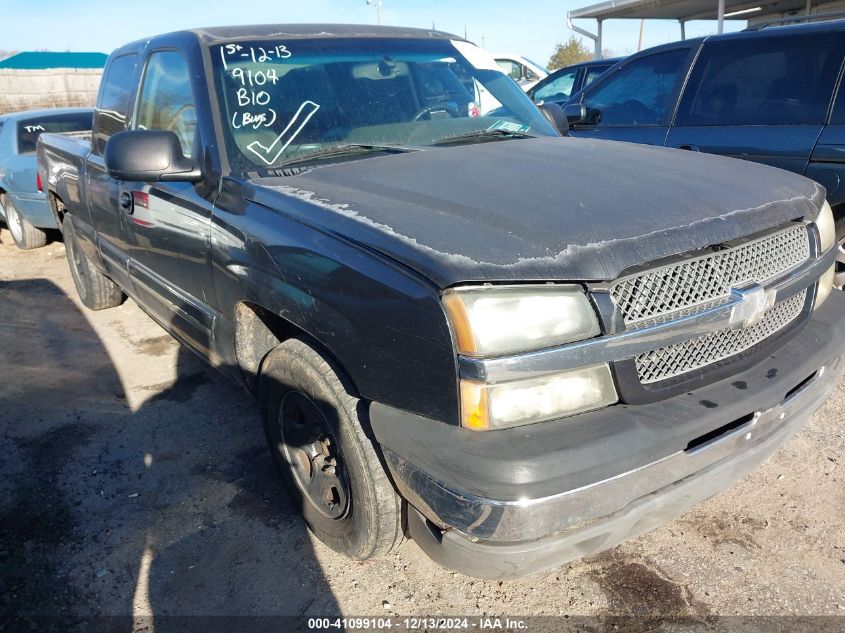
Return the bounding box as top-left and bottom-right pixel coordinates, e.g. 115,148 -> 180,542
1,0 -> 746,67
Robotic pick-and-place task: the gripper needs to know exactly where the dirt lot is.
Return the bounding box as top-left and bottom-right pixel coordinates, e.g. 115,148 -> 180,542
1,227 -> 844,632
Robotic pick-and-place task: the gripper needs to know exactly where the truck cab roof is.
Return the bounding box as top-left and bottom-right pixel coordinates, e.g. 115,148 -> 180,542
112,24 -> 468,58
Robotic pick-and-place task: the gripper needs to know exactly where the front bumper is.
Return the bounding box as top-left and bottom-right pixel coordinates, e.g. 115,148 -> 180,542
371,291 -> 845,579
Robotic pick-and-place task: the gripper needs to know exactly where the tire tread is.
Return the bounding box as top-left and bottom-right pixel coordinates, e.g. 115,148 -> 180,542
64,215 -> 123,311
260,338 -> 402,559
2,194 -> 47,250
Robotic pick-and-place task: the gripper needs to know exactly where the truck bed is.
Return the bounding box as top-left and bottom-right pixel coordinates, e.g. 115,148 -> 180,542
37,131 -> 92,219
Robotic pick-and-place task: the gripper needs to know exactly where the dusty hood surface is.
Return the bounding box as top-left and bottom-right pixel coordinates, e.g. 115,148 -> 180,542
248,136 -> 824,288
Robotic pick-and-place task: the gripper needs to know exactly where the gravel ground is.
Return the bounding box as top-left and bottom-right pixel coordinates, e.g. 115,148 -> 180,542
1,228 -> 844,632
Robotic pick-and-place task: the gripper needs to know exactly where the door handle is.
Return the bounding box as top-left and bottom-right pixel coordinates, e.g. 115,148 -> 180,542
119,191 -> 133,214
678,144 -> 701,152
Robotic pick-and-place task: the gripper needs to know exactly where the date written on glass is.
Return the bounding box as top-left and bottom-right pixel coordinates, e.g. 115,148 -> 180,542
219,43 -> 291,69
307,616 -> 530,630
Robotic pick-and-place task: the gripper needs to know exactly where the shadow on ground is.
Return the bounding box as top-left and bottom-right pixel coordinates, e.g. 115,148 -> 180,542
0,277 -> 339,631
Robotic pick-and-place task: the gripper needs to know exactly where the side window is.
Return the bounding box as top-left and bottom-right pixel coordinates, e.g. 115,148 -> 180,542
496,59 -> 522,81
676,34 -> 844,126
533,70 -> 578,102
580,48 -> 689,127
524,65 -> 540,82
94,54 -> 138,155
583,66 -> 609,88
135,50 -> 197,157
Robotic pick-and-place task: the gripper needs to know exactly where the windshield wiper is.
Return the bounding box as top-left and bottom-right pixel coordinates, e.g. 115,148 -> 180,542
430,129 -> 537,146
274,143 -> 415,169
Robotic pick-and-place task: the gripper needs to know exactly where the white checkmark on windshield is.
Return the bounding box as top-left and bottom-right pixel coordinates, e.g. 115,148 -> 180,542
247,100 -> 321,166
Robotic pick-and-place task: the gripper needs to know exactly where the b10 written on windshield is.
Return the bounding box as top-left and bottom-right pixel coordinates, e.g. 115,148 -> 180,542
218,42 -> 320,166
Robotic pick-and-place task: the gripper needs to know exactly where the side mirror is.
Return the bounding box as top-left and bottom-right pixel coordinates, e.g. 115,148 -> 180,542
537,102 -> 569,135
563,103 -> 587,126
104,130 -> 202,183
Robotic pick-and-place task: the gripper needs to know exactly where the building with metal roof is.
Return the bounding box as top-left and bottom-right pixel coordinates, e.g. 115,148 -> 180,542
0,52 -> 106,114
0,52 -> 107,70
567,0 -> 845,56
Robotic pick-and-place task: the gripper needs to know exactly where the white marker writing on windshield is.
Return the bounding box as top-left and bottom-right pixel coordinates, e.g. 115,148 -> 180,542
247,100 -> 320,166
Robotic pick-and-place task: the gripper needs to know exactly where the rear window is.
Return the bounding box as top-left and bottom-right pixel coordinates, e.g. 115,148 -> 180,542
94,53 -> 138,155
676,33 -> 845,126
16,112 -> 93,153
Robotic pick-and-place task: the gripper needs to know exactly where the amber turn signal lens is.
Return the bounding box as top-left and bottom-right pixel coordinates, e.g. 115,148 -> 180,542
442,291 -> 478,355
460,380 -> 489,430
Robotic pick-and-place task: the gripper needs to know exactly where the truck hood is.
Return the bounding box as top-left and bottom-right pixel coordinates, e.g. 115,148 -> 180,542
248,136 -> 824,288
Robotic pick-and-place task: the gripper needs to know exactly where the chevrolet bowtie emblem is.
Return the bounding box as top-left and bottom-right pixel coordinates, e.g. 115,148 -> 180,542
728,284 -> 777,329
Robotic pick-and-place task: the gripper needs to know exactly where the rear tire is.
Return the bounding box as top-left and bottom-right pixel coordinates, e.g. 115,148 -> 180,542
64,215 -> 124,310
260,338 -> 402,560
2,194 -> 47,250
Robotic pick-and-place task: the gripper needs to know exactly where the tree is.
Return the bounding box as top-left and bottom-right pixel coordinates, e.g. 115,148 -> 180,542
547,36 -> 592,70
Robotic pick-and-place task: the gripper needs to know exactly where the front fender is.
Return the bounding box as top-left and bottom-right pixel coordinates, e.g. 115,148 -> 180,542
210,189 -> 460,424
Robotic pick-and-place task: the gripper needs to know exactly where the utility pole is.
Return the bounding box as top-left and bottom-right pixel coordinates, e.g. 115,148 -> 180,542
637,19 -> 645,51
366,0 -> 383,25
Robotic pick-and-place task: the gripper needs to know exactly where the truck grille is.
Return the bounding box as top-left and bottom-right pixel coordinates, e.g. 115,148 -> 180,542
634,290 -> 807,384
609,224 -> 810,328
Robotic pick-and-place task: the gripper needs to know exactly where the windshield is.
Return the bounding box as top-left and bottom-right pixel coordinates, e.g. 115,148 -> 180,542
211,37 -> 557,172
16,111 -> 92,153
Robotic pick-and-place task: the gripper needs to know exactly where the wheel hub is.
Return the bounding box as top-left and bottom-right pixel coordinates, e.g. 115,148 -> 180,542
278,391 -> 349,519
7,203 -> 22,242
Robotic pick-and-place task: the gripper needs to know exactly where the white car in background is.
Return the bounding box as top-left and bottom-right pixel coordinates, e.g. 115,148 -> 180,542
493,54 -> 548,90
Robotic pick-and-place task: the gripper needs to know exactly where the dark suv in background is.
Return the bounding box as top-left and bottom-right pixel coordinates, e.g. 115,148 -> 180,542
563,20 -> 845,288
528,57 -> 621,107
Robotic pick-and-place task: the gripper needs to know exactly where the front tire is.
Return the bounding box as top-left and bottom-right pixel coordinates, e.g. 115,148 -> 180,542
64,215 -> 124,311
834,215 -> 845,291
2,194 -> 47,250
260,338 -> 402,560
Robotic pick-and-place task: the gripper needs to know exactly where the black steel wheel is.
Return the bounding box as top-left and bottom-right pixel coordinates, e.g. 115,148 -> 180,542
260,338 -> 402,559
279,391 -> 350,520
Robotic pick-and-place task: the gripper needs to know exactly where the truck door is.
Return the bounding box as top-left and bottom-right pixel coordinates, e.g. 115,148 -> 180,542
667,32 -> 844,174
567,46 -> 693,146
86,52 -> 139,289
118,49 -> 218,355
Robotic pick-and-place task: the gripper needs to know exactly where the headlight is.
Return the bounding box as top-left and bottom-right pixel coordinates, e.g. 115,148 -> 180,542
460,365 -> 618,430
442,284 -> 601,357
816,200 -> 835,254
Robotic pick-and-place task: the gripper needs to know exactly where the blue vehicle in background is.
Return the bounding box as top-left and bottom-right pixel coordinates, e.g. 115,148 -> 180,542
527,57 -> 621,107
561,19 -> 845,288
0,108 -> 93,249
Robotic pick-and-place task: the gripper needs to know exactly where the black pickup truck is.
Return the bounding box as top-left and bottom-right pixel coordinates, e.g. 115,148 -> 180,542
38,24 -> 844,579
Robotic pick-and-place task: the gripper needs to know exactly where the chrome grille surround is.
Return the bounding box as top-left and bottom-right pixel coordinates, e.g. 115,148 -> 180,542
609,224 -> 810,328
634,290 -> 807,384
